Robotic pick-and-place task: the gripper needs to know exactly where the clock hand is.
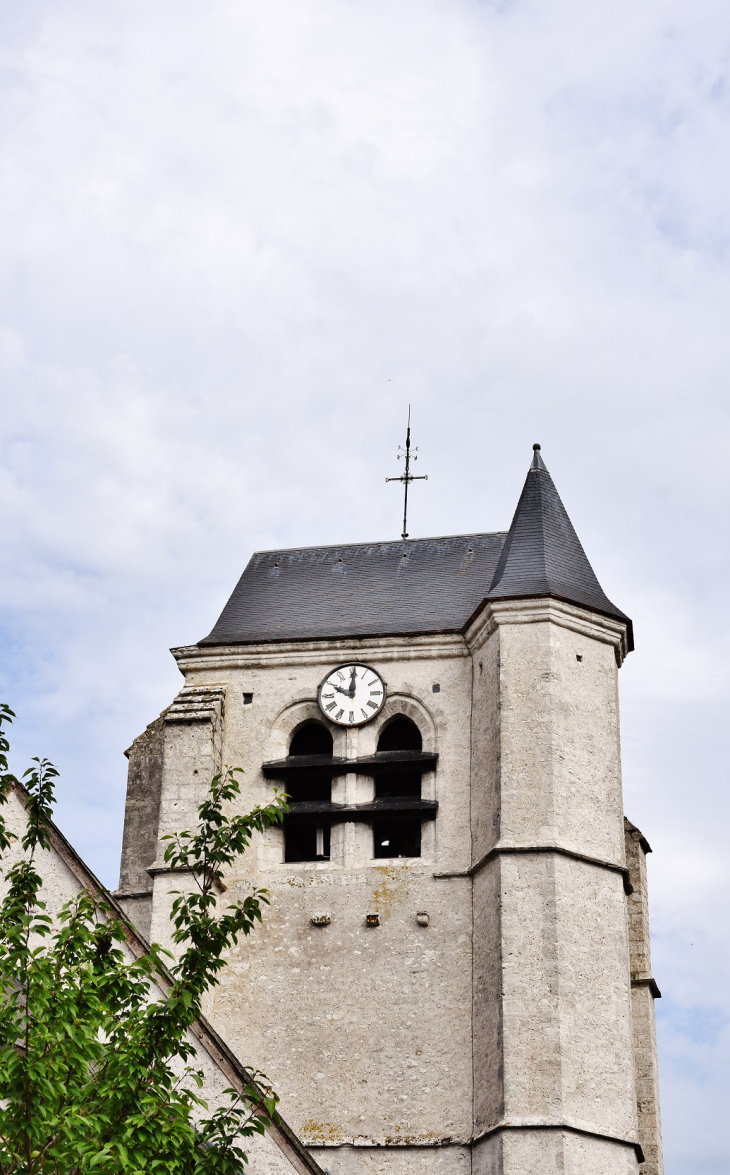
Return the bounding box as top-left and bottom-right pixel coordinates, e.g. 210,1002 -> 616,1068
348,666 -> 357,698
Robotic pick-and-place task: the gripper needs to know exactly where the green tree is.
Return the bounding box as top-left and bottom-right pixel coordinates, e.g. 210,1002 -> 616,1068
0,703 -> 288,1174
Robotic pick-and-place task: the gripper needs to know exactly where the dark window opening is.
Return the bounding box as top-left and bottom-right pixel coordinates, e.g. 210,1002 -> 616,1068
377,718 -> 422,753
289,722 -> 333,757
285,823 -> 330,863
286,776 -> 331,804
286,722 -> 333,804
373,717 -> 426,857
375,717 -> 423,801
374,820 -> 421,859
285,723 -> 333,862
376,771 -> 421,799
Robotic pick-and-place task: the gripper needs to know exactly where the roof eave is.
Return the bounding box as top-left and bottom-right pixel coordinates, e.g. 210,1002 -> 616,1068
196,625 -> 466,649
462,591 -> 634,656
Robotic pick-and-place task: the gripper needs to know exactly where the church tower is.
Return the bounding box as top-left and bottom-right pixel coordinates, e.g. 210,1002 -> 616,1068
116,446 -> 663,1175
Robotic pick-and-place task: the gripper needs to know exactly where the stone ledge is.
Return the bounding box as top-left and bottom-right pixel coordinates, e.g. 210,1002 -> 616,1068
435,841 -> 634,894
472,1120 -> 644,1163
164,684 -> 227,724
632,975 -> 662,999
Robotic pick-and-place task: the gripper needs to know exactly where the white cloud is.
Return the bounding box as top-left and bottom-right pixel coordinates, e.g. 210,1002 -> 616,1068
0,2 -> 729,1168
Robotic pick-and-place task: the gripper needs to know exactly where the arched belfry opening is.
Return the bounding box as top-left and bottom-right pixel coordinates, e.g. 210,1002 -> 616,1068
377,717 -> 422,753
289,722 -> 333,758
373,716 -> 424,859
262,713 -> 438,867
284,721 -> 332,862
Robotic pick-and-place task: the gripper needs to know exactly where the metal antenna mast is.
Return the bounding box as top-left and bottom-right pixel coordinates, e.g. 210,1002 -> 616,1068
386,406 -> 428,541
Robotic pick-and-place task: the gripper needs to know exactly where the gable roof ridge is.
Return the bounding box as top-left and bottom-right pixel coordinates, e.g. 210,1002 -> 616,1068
251,530 -> 508,558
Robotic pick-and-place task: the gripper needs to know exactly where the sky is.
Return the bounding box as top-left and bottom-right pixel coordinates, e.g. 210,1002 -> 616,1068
0,1 -> 728,1169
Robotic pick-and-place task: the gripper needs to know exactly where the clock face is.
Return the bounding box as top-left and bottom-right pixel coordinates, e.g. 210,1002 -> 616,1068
317,663 -> 386,727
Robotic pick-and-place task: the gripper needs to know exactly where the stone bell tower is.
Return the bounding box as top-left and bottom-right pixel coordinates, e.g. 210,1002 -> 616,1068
116,446 -> 663,1175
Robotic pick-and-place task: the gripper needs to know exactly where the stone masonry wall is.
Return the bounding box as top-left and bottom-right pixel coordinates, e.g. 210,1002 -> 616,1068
147,634 -> 475,1171
625,819 -> 664,1175
131,603 -> 661,1174
117,714 -> 166,939
119,715 -> 166,892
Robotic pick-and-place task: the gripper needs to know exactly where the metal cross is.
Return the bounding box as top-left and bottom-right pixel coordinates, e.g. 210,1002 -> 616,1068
386,406 -> 428,541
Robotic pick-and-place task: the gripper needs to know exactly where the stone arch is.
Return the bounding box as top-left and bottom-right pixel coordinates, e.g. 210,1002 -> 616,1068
265,699 -> 347,762
378,694 -> 436,749
266,693 -> 436,761
355,693 -> 437,757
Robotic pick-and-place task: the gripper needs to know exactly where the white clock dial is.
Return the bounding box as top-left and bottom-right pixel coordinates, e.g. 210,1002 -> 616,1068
317,663 -> 386,727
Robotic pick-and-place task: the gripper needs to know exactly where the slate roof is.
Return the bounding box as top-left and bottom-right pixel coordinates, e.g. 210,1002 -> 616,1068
199,447 -> 632,649
487,445 -> 633,646
200,532 -> 508,645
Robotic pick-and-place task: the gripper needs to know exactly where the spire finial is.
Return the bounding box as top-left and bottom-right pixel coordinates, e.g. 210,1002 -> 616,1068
385,406 -> 428,540
531,442 -> 545,471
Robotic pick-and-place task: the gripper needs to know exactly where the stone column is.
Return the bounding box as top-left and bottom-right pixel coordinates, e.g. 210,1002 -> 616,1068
467,599 -> 642,1175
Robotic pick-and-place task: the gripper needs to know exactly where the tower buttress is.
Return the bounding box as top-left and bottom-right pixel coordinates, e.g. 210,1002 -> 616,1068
466,447 -> 646,1174
117,715 -> 165,940
468,599 -> 641,1173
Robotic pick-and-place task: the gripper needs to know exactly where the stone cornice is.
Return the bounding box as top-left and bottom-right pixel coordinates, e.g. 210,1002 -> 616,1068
302,1117 -> 643,1158
435,840 -> 633,894
464,596 -> 630,664
471,1118 -> 643,1162
172,631 -> 469,672
631,975 -> 662,999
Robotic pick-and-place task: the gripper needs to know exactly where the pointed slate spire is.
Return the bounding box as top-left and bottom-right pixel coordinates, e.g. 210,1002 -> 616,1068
487,445 -> 633,649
